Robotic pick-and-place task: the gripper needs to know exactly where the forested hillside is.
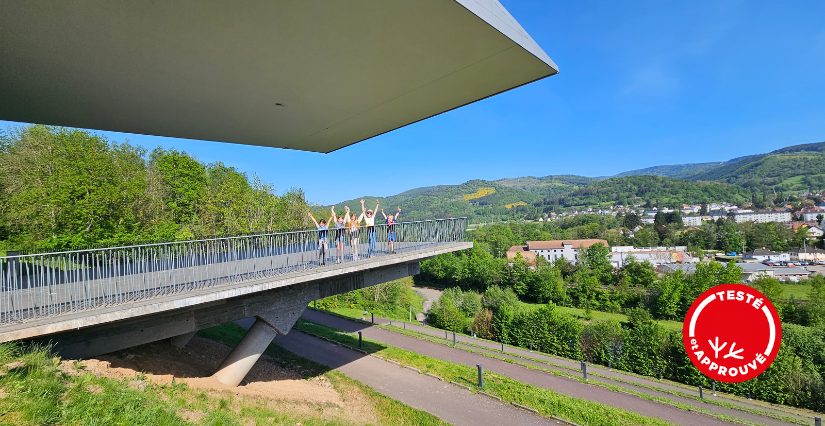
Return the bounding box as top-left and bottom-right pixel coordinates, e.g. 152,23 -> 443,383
536,175 -> 752,209
332,176 -> 592,222
614,162 -> 724,179
334,140 -> 825,221
688,142 -> 825,192
0,125 -> 310,251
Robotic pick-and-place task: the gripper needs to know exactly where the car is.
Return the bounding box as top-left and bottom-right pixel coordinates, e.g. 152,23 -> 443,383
818,260 -> 825,265
787,262 -> 796,267
764,261 -> 775,267
799,260 -> 809,266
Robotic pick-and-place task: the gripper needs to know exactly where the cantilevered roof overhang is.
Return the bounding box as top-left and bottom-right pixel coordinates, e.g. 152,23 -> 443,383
0,0 -> 558,153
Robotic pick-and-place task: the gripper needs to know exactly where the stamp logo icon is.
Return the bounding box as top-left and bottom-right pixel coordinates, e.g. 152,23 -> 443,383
683,284 -> 781,383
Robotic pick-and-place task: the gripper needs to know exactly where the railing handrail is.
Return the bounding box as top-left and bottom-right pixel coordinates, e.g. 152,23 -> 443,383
1,217 -> 469,260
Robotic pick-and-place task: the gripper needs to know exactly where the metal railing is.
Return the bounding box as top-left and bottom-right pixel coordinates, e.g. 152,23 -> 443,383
0,218 -> 467,325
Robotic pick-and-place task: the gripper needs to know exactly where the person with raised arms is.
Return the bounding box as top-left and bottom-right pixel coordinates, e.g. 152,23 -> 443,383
307,208 -> 333,266
346,206 -> 361,261
331,206 -> 347,264
359,199 -> 379,258
381,207 -> 401,254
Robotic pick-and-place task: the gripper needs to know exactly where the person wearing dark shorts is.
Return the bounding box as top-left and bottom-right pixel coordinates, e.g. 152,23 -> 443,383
346,206 -> 361,260
381,207 -> 401,254
308,209 -> 333,266
331,206 -> 347,264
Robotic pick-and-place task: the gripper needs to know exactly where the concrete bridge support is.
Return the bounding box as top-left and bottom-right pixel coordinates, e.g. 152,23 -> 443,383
212,318 -> 279,386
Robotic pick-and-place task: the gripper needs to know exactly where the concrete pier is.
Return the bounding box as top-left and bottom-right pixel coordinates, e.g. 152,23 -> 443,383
212,318 -> 279,386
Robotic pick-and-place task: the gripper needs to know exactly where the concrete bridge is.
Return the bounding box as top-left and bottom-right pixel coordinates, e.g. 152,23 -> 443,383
0,218 -> 470,385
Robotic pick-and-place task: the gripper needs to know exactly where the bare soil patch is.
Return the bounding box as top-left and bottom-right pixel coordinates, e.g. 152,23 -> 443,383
62,336 -> 341,405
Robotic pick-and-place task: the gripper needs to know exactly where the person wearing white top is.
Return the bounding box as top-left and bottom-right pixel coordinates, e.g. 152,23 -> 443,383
359,199 -> 379,258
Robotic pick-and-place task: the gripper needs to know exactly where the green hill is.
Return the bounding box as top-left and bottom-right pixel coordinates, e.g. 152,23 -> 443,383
687,142 -> 825,192
331,176 -> 592,222
332,140 -> 825,222
614,162 -> 724,179
535,175 -> 752,209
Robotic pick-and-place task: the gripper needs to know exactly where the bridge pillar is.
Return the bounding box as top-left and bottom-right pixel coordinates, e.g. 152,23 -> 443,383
170,331 -> 197,349
212,317 -> 279,386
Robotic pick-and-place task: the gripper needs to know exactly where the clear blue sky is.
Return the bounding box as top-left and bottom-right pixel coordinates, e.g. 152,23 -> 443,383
3,1 -> 824,205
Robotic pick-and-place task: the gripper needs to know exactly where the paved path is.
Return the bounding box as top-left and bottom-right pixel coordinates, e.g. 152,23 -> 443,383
234,319 -> 560,426
362,314 -> 814,425
301,310 -> 742,426
412,287 -> 442,323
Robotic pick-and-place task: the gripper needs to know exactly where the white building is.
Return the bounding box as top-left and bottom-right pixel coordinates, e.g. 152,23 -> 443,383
801,209 -> 825,222
710,210 -> 793,224
788,247 -> 825,262
742,249 -> 789,262
523,239 -> 609,263
610,246 -> 695,268
641,216 -> 656,224
682,215 -> 703,227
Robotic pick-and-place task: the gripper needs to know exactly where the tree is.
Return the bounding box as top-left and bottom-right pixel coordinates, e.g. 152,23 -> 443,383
149,148 -> 206,225
492,304 -> 514,343
752,277 -> 784,303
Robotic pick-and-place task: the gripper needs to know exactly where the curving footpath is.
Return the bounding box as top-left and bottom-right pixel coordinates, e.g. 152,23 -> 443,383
233,318 -> 561,426
301,309 -> 788,426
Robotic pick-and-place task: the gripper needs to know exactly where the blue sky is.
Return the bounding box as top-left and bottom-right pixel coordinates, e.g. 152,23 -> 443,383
3,0 -> 824,205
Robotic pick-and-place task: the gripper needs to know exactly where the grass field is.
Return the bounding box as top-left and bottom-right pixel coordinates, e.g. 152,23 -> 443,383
782,283 -> 812,300
516,301 -> 684,331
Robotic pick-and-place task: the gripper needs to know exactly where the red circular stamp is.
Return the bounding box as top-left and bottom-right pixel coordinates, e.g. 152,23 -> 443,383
683,284 -> 781,383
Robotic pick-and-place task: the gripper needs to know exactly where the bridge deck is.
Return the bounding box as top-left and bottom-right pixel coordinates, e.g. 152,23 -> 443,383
0,241 -> 471,342
0,218 -> 469,342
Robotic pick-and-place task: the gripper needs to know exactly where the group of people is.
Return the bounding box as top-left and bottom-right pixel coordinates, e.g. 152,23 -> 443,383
308,199 -> 401,265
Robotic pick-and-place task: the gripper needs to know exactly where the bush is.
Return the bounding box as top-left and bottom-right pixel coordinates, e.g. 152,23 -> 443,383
481,285 -> 519,312
427,298 -> 466,332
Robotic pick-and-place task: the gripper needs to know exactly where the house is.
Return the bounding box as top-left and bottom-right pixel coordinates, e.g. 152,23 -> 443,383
774,267 -> 810,282
737,263 -> 776,282
610,246 -> 695,268
682,215 -> 702,227
518,239 -> 609,263
801,209 -> 825,222
788,247 -> 825,262
505,245 -> 536,264
641,216 -> 656,224
742,248 -> 789,263
659,262 -> 774,283
791,222 -> 824,239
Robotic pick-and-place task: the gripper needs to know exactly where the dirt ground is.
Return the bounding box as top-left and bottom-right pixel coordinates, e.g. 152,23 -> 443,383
68,336 -> 342,404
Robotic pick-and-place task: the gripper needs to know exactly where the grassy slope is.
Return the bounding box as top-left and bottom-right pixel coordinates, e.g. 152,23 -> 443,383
0,330 -> 448,426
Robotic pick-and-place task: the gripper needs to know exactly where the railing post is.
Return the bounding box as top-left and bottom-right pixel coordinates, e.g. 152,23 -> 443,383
477,363 -> 484,389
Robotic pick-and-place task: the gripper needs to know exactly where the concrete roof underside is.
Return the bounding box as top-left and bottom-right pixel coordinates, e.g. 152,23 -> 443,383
0,0 -> 558,153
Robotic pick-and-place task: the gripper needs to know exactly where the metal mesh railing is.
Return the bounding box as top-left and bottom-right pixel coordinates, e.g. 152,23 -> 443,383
0,218 -> 467,325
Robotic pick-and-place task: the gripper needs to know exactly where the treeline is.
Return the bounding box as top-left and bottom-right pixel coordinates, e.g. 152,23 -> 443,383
471,216 -> 822,258
536,175 -> 752,210
0,125 -> 310,251
420,246 -> 825,410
